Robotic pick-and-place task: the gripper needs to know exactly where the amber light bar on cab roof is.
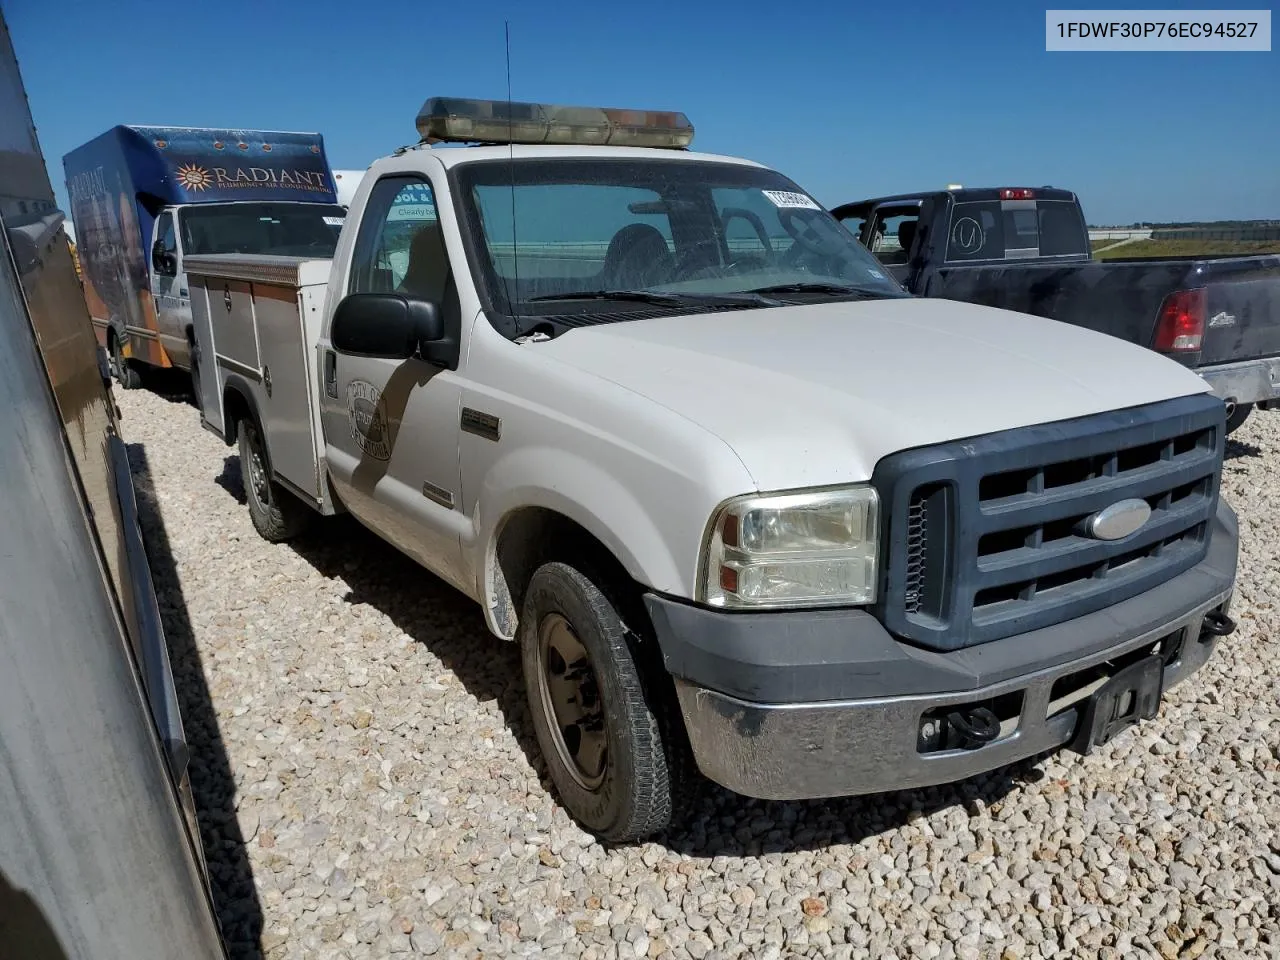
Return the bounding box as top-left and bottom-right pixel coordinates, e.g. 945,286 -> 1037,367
415,97 -> 695,150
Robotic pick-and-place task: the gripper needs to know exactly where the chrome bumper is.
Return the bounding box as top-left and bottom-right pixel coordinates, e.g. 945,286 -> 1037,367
1199,356 -> 1280,407
675,590 -> 1232,801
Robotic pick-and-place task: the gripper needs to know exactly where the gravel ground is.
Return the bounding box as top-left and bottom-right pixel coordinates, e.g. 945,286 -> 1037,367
122,385 -> 1280,960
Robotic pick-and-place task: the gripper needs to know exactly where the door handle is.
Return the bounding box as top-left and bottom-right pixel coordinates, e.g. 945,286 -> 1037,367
323,349 -> 338,399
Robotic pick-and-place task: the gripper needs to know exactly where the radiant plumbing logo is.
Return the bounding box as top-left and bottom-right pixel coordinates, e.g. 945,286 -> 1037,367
171,160 -> 332,194
175,163 -> 215,192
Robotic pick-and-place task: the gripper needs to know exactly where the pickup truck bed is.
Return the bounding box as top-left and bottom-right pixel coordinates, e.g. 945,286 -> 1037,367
924,253 -> 1280,362
835,188 -> 1280,430
184,253 -> 335,515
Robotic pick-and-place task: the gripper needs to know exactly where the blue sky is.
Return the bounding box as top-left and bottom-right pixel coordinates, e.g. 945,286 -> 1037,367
6,0 -> 1277,225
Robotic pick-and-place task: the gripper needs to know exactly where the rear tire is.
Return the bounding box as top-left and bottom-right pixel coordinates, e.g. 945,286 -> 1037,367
110,332 -> 142,390
238,420 -> 310,542
520,561 -> 693,843
1225,402 -> 1252,436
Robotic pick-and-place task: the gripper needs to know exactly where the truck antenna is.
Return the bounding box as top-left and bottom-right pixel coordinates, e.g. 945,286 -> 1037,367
505,21 -> 520,323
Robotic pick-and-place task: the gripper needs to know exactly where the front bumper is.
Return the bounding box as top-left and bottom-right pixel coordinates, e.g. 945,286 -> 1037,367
645,501 -> 1238,801
1198,356 -> 1280,407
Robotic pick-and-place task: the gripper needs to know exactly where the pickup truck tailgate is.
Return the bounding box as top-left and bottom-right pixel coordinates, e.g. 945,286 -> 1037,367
1197,255 -> 1280,365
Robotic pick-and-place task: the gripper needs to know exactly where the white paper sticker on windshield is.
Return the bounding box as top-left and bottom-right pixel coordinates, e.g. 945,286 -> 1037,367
762,190 -> 821,210
323,216 -> 345,226
868,269 -> 885,279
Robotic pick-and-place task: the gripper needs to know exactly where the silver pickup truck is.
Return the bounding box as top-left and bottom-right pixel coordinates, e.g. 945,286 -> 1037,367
185,97 -> 1239,842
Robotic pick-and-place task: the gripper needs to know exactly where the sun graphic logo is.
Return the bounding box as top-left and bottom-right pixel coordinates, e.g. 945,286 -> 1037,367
175,163 -> 215,192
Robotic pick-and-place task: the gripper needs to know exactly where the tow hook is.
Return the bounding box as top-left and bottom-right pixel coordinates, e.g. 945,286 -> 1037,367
1201,609 -> 1237,638
944,706 -> 1002,749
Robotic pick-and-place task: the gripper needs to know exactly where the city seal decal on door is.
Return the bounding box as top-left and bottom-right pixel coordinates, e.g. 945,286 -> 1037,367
346,379 -> 391,461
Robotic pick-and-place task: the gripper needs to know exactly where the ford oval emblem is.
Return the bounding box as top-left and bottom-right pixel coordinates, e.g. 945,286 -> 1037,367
1083,498 -> 1151,541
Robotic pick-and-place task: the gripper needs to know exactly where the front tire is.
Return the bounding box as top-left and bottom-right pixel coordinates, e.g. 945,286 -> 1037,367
238,420 -> 310,542
1225,402 -> 1252,436
110,332 -> 142,390
520,562 -> 690,842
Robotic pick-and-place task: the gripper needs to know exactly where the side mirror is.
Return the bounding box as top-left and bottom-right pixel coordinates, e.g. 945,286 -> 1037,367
152,242 -> 176,276
330,293 -> 448,363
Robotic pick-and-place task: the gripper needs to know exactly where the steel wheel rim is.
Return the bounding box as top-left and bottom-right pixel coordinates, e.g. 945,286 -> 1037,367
535,613 -> 608,791
245,428 -> 270,507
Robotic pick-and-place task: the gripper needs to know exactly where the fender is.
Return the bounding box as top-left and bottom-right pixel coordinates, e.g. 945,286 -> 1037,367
475,446 -> 689,639
220,373 -> 274,461
107,316 -> 127,350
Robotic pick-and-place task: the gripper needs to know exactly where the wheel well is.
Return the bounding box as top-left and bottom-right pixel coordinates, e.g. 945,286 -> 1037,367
221,386 -> 253,448
491,507 -> 644,641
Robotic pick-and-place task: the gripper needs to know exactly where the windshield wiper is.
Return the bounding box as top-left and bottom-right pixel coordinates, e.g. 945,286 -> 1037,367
744,282 -> 900,299
528,289 -> 694,306
527,289 -> 778,307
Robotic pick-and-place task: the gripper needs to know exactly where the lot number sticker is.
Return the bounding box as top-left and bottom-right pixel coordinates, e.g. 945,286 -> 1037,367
762,190 -> 821,210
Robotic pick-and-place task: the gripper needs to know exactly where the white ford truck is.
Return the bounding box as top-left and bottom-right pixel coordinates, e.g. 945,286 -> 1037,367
185,98 -> 1239,841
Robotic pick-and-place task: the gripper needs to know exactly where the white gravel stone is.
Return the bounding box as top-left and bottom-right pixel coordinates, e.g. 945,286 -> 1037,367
119,388 -> 1280,960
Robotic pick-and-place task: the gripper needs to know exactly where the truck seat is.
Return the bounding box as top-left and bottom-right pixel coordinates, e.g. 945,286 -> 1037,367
398,222 -> 449,302
896,220 -> 917,258
600,224 -> 673,290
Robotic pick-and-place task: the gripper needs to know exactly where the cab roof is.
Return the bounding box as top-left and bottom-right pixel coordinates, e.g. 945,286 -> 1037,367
839,186 -> 1080,212
402,143 -> 767,170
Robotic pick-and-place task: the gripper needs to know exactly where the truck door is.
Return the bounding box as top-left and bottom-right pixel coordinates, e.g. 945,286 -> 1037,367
866,202 -> 923,285
834,202 -> 872,246
319,173 -> 467,588
149,210 -> 190,368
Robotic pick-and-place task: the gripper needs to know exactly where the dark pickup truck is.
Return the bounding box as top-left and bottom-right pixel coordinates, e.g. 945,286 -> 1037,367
834,187 -> 1280,433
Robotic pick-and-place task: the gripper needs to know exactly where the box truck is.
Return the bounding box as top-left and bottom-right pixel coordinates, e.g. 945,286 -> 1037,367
63,126 -> 347,392
333,168 -> 367,207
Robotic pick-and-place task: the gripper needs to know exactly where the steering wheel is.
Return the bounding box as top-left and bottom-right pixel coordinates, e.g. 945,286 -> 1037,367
778,208 -> 834,257
726,254 -> 768,274
779,208 -> 856,274
672,253 -> 773,284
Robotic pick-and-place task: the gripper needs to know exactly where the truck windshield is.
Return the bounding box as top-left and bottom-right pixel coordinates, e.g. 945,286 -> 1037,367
179,202 -> 346,258
454,159 -> 907,324
945,199 -> 1088,262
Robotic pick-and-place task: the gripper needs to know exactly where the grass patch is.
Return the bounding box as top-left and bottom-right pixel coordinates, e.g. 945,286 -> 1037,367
1095,238 -> 1280,260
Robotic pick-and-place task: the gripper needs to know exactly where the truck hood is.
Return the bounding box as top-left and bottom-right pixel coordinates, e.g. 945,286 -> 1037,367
537,297 -> 1214,490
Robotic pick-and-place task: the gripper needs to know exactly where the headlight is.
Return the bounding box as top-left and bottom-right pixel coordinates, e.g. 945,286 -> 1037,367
699,486 -> 880,609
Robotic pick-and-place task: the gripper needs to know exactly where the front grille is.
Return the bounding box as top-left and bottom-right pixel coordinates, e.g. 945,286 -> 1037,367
874,394 -> 1224,651
904,493 -> 928,615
